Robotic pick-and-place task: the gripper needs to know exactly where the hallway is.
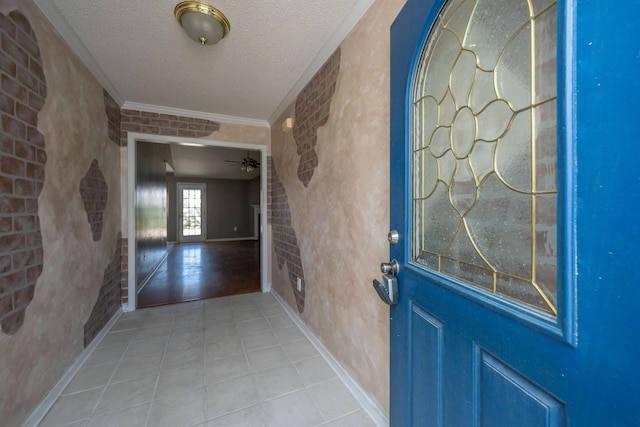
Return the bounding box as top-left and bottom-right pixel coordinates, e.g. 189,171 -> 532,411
38,292 -> 376,426
137,242 -> 261,308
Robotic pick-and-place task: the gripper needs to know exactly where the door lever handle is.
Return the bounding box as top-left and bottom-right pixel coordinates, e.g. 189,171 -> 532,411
373,275 -> 398,305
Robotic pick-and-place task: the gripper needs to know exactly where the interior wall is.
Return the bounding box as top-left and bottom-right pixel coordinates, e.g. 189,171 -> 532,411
0,2 -> 122,426
167,174 -> 255,241
268,0 -> 406,416
135,140 -> 170,287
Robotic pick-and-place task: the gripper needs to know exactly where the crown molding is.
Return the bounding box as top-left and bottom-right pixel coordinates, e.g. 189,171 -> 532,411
32,0 -> 125,106
122,102 -> 270,128
268,0 -> 375,125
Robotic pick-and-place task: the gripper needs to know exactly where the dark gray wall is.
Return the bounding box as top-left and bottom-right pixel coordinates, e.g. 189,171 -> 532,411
135,141 -> 171,289
167,175 -> 258,241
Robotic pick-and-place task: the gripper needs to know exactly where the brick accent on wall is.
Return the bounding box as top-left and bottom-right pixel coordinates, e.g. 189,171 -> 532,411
268,157 -> 305,312
103,89 -> 121,146
84,232 -> 122,347
120,109 -> 220,146
79,159 -> 108,242
293,48 -> 341,187
0,11 -> 47,335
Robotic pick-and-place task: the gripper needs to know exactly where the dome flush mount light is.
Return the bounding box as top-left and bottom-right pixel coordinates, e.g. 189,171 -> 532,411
174,1 -> 230,45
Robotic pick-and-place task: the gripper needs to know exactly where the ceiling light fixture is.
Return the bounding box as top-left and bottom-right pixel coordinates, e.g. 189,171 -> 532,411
174,1 -> 230,46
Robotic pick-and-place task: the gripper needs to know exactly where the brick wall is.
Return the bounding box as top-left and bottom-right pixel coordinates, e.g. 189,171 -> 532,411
293,48 -> 341,187
103,89 -> 121,146
268,157 -> 305,312
120,109 -> 221,146
0,10 -> 47,335
84,233 -> 122,347
79,159 -> 108,242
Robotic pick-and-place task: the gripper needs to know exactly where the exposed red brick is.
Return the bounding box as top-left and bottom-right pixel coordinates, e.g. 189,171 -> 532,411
79,159 -> 108,241
27,126 -> 44,147
84,233 -> 122,346
14,139 -> 35,161
292,48 -> 340,187
9,10 -> 32,35
268,157 -> 305,313
122,123 -> 140,132
13,215 -> 35,232
0,216 -> 11,233
0,195 -> 25,213
1,155 -> 25,175
1,308 -> 25,335
2,115 -> 26,139
1,35 -> 28,68
15,101 -> 37,126
0,255 -> 11,274
29,57 -> 44,81
15,178 -> 35,196
140,125 -> 159,134
103,89 -> 121,146
25,264 -> 42,282
13,283 -> 35,305
1,92 -> 15,114
0,10 -> 46,335
0,12 -> 17,39
0,293 -> 12,313
0,175 -> 12,193
0,271 -> 24,294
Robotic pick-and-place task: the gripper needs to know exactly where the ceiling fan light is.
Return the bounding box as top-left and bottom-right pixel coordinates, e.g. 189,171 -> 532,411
175,1 -> 230,45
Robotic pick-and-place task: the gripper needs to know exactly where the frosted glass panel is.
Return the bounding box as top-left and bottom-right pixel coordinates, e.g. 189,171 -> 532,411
413,0 -> 558,315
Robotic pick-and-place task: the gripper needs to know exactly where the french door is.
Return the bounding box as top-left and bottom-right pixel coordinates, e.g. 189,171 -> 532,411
389,0 -> 639,425
178,183 -> 206,243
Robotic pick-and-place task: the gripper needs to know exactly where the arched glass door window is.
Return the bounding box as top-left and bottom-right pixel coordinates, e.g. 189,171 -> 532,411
412,0 -> 558,315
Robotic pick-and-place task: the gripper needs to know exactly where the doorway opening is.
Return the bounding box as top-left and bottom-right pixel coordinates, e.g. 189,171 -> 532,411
126,133 -> 269,312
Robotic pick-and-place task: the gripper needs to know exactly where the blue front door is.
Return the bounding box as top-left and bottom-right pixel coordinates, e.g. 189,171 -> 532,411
389,0 -> 640,425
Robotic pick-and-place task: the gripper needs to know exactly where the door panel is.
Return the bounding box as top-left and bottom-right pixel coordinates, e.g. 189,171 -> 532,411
390,0 -> 640,425
178,183 -> 206,243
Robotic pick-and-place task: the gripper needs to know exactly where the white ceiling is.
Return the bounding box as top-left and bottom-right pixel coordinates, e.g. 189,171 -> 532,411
32,0 -> 374,179
33,0 -> 375,125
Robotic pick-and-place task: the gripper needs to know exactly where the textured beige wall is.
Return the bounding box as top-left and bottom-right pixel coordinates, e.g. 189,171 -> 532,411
210,122 -> 271,149
0,2 -> 122,425
270,0 -> 406,416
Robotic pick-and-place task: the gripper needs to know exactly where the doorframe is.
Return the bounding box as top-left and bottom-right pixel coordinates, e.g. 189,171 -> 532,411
177,182 -> 207,243
125,132 -> 269,312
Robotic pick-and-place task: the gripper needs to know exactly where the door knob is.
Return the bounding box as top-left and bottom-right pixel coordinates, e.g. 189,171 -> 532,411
380,259 -> 399,276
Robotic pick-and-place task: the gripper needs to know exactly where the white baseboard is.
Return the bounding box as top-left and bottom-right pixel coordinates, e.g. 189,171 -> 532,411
23,308 -> 123,427
271,291 -> 389,427
205,237 -> 257,242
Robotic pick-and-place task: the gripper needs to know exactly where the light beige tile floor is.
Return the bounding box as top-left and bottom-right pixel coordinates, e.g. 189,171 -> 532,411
39,292 -> 377,427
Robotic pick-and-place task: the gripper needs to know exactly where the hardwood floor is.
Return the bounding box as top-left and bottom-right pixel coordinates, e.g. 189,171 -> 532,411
137,241 -> 261,308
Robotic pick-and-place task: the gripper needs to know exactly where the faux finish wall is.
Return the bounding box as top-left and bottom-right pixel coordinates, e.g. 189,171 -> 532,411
0,1 -> 122,426
269,0 -> 405,415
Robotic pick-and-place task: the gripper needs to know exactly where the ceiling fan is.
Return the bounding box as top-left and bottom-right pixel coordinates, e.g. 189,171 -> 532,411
225,151 -> 260,172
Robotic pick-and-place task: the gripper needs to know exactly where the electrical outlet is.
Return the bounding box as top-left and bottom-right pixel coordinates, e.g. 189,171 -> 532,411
296,277 -> 302,291
234,226 -> 237,231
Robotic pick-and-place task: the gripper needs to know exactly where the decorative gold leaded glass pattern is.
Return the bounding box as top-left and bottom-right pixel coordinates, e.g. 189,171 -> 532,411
413,0 -> 558,315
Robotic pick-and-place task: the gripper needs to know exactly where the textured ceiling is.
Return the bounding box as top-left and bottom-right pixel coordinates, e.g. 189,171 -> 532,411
34,0 -> 374,125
